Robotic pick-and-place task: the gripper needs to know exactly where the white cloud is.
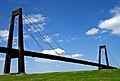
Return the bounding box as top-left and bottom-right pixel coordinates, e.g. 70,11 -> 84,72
0,57 -> 5,61
58,40 -> 63,42
71,54 -> 83,58
53,33 -> 60,37
63,54 -> 83,58
0,29 -> 29,43
35,58 -> 57,62
12,32 -> 30,49
101,30 -> 108,33
35,48 -> 83,63
41,48 -> 65,55
98,14 -> 120,36
38,23 -> 45,30
110,6 -> 120,15
57,37 -> 77,43
43,36 -> 52,43
86,28 -> 99,35
23,34 -> 29,39
28,23 -> 45,32
70,38 -> 76,41
23,14 -> 46,33
95,36 -> 102,40
86,6 -> 120,36
99,6 -> 120,36
13,45 -> 18,49
23,14 -> 46,24
28,27 -> 37,32
0,30 -> 9,41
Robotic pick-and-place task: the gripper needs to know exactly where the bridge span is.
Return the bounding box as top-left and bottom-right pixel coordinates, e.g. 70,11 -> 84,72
0,47 -> 117,69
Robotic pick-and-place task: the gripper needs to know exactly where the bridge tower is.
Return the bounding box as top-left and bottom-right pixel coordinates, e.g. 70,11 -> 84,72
98,45 -> 109,70
4,8 -> 25,74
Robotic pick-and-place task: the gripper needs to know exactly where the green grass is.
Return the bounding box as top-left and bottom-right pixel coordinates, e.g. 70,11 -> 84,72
1,69 -> 120,81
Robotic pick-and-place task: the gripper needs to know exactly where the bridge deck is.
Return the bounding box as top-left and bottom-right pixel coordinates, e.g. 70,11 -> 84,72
0,47 -> 117,69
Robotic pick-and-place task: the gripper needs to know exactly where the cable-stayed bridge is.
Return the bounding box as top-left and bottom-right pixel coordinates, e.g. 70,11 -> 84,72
0,8 -> 118,74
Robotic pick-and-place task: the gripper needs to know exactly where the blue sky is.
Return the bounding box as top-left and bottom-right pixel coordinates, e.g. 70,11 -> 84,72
0,0 -> 120,74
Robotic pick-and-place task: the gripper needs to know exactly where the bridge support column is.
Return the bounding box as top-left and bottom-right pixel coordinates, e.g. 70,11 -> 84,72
18,8 -> 25,74
98,45 -> 109,70
4,15 -> 15,74
3,8 -> 25,74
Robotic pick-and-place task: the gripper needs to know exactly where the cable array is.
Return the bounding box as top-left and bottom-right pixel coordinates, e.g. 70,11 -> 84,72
26,14 -> 71,56
23,14 -> 72,56
108,50 -> 119,67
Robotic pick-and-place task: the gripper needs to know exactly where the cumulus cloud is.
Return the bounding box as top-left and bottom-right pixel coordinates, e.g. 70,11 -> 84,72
23,14 -> 46,24
110,6 -> 120,15
70,37 -> 77,42
101,30 -> 108,33
58,40 -> 63,42
43,36 -> 52,43
35,48 -> 83,62
86,6 -> 120,36
41,48 -> 65,55
23,13 -> 47,33
35,48 -> 65,62
57,37 -> 77,43
23,34 -> 29,39
62,54 -> 83,58
71,54 -> 83,58
86,28 -> 99,35
12,32 -> 30,49
0,30 -> 9,41
0,29 -> 29,43
28,23 -> 45,32
35,58 -> 57,62
98,13 -> 120,36
53,33 -> 60,37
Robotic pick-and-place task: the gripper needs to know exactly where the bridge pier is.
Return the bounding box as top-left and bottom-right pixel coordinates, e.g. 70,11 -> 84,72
4,54 -> 11,74
98,45 -> 109,70
3,8 -> 25,74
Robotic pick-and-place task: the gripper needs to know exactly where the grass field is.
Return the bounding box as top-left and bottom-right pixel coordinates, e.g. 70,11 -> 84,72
0,69 -> 120,81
